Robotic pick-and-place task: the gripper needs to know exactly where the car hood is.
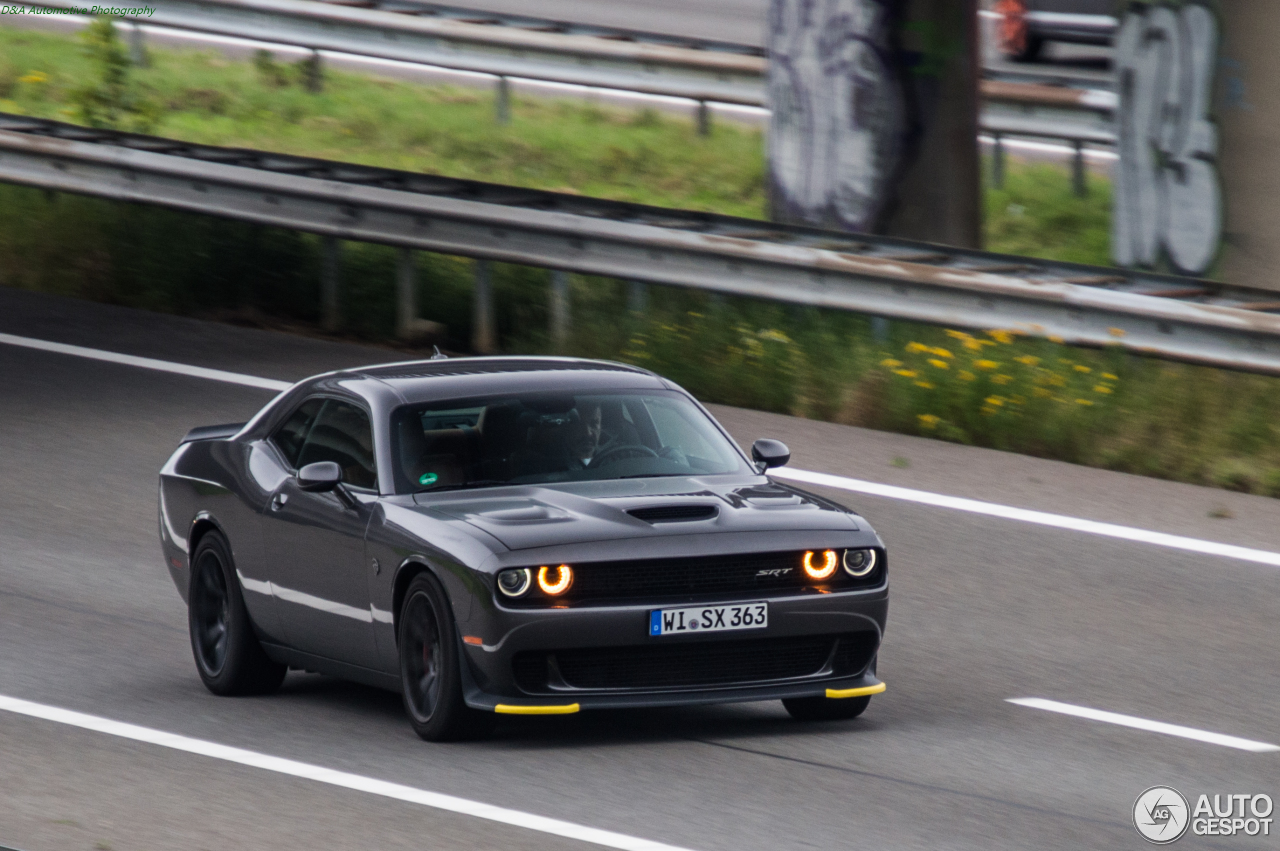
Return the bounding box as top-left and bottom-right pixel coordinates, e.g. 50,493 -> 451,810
412,474 -> 861,550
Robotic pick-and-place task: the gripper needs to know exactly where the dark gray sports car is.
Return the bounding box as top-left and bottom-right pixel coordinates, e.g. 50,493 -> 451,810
159,356 -> 888,740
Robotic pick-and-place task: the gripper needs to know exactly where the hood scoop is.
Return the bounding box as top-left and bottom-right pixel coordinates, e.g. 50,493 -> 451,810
627,504 -> 718,523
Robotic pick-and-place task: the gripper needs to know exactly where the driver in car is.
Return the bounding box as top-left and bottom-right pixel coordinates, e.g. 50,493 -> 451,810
570,400 -> 606,468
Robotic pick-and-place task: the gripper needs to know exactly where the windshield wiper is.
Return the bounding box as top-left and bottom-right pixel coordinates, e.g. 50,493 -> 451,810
414,480 -> 512,494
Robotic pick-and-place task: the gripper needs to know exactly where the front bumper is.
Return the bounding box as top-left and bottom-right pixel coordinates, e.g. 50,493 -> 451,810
457,584 -> 888,711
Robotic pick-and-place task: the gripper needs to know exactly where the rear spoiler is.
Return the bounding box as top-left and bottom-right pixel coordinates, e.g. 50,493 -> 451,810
181,422 -> 246,444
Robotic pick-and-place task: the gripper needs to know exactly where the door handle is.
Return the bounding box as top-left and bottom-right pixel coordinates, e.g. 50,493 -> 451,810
271,493 -> 289,511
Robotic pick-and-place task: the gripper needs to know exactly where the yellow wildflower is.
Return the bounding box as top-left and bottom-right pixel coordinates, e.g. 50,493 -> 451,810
928,358 -> 950,369
1048,374 -> 1066,387
980,406 -> 998,416
975,359 -> 999,370
914,380 -> 935,389
930,347 -> 954,358
1073,365 -> 1092,373
893,368 -> 918,378
962,338 -> 985,351
1094,385 -> 1113,394
958,370 -> 976,381
984,396 -> 1005,407
18,71 -> 48,84
987,330 -> 1015,344
1075,398 -> 1094,406
991,374 -> 1012,385
917,414 -> 941,429
880,358 -> 903,368
1014,355 -> 1040,366
1011,395 -> 1026,405
1102,373 -> 1119,381
905,342 -> 930,353
945,329 -> 973,340
1048,335 -> 1064,344
1032,387 -> 1053,398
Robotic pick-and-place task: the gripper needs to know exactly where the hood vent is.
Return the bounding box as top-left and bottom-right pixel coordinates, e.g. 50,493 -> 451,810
627,505 -> 718,523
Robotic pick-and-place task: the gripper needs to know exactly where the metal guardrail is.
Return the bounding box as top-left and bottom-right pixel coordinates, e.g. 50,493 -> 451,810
25,0 -> 1115,143
33,0 -> 765,107
0,114 -> 1276,374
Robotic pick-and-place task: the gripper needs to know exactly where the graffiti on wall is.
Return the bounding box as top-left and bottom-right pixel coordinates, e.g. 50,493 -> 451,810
767,0 -> 906,232
1113,3 -> 1221,275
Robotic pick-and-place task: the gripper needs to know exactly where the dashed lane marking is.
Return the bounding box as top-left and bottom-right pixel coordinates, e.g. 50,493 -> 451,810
1007,698 -> 1280,753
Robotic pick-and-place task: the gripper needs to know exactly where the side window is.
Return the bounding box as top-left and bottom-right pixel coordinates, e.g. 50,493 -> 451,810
272,398 -> 325,469
297,400 -> 378,490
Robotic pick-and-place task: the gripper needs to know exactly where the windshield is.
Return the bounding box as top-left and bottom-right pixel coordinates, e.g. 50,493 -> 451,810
390,390 -> 750,493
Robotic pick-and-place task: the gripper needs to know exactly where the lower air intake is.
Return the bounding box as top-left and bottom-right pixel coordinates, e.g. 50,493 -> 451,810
512,631 -> 878,693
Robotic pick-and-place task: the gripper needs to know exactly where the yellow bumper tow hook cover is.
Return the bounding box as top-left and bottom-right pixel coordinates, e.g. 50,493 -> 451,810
825,682 -> 887,699
494,703 -> 581,715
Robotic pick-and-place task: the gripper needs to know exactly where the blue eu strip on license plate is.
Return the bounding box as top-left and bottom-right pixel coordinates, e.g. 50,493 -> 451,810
649,602 -> 768,636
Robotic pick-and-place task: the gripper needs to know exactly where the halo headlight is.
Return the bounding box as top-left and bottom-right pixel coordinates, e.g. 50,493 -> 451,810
497,568 -> 532,598
843,548 -> 877,577
537,564 -> 574,595
802,549 -> 838,580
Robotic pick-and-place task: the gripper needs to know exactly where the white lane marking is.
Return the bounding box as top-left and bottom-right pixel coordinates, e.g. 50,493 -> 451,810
0,332 -> 292,392
6,332 -> 1280,568
1008,698 -> 1280,753
0,693 -> 694,851
772,467 -> 1280,569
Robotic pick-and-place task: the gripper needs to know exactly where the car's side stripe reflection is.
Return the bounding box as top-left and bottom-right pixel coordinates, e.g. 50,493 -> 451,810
239,571 -> 378,624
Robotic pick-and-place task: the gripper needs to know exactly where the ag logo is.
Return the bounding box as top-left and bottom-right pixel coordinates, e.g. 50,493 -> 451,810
1135,786 -> 1190,844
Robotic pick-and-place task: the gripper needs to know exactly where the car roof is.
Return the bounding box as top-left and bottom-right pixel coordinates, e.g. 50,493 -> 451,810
323,356 -> 671,406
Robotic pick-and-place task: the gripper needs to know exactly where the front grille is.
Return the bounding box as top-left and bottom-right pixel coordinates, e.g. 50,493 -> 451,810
627,505 -> 718,523
512,632 -> 877,693
503,549 -> 885,607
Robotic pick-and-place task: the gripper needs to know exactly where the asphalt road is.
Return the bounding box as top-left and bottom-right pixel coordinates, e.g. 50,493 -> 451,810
1,287 -> 1277,851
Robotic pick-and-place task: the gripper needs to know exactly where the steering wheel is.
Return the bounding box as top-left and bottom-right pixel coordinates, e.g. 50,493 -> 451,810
591,443 -> 659,465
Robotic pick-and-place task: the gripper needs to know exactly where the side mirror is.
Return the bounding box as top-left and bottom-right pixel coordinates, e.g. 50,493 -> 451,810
751,438 -> 791,470
298,461 -> 343,492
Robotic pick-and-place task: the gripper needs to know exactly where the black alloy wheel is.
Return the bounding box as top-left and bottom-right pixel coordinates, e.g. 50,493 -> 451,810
398,573 -> 496,742
188,531 -> 287,696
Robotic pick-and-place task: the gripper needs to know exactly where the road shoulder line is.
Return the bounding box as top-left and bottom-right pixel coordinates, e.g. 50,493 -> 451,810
5,330 -> 1280,568
0,693 -> 692,851
772,468 -> 1280,569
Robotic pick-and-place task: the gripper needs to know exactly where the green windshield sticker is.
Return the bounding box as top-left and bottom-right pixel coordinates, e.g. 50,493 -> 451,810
418,472 -> 439,486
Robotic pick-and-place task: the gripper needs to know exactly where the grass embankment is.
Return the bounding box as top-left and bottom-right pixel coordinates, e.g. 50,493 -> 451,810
2,24 -> 1278,499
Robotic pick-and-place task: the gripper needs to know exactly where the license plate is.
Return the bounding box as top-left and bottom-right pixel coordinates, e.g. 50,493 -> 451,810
649,602 -> 768,636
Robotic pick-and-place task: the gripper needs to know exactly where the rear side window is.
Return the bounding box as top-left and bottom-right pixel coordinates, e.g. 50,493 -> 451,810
272,398 -> 324,468
296,400 -> 378,490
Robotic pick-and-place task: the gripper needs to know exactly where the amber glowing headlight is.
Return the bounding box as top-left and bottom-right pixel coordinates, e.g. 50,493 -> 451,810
497,568 -> 532,598
843,548 -> 877,577
537,564 -> 574,595
802,550 -> 838,580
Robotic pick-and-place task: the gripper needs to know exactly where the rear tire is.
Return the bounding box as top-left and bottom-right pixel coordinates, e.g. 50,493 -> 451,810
398,573 -> 496,742
189,531 -> 286,696
782,693 -> 872,721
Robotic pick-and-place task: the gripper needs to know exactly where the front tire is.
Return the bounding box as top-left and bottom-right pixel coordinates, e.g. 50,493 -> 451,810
782,693 -> 872,721
188,531 -> 286,696
398,573 -> 496,742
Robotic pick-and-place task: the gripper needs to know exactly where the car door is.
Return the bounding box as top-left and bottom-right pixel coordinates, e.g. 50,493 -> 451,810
262,396 -> 380,669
